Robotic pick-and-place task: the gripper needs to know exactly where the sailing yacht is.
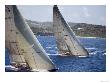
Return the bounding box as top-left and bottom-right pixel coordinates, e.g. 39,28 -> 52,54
5,5 -> 56,72
53,5 -> 89,56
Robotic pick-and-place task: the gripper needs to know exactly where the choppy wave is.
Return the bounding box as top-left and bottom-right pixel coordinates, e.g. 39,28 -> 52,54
5,36 -> 106,72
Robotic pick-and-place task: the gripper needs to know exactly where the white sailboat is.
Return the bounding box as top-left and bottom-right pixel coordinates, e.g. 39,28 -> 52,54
53,5 -> 89,56
5,5 -> 56,72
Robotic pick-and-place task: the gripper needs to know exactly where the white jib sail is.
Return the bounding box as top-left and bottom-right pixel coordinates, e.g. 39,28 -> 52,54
5,5 -> 56,71
53,5 -> 89,56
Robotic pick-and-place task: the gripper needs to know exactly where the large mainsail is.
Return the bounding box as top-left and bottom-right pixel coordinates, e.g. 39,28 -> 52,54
53,5 -> 89,56
5,5 -> 56,71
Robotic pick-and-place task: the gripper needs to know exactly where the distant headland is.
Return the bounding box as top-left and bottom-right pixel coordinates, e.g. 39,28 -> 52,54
26,19 -> 106,38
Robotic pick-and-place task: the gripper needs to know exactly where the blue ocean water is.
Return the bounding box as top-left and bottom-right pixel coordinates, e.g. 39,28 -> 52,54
5,36 -> 106,72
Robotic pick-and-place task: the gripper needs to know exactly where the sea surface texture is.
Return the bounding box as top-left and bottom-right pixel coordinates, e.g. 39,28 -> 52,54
5,36 -> 106,72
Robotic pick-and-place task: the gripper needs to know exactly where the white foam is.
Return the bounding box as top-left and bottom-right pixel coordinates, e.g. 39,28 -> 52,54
78,56 -> 87,57
77,36 -> 97,38
47,54 -> 59,55
5,65 -> 19,71
31,69 -> 48,72
46,47 -> 52,49
77,36 -> 105,39
103,53 -> 106,55
86,47 -> 97,50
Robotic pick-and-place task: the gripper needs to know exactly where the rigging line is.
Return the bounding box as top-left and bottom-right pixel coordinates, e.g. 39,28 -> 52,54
59,12 -> 78,54
6,21 -> 13,61
6,9 -> 14,55
32,51 -> 38,70
14,5 -> 39,69
9,9 -> 24,63
56,12 -> 70,51
29,45 -> 38,69
57,8 -> 79,55
55,11 -> 68,48
9,20 -> 17,60
64,28 -> 79,55
15,23 -> 38,68
12,6 -> 26,63
54,6 -> 79,55
63,28 -> 78,54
